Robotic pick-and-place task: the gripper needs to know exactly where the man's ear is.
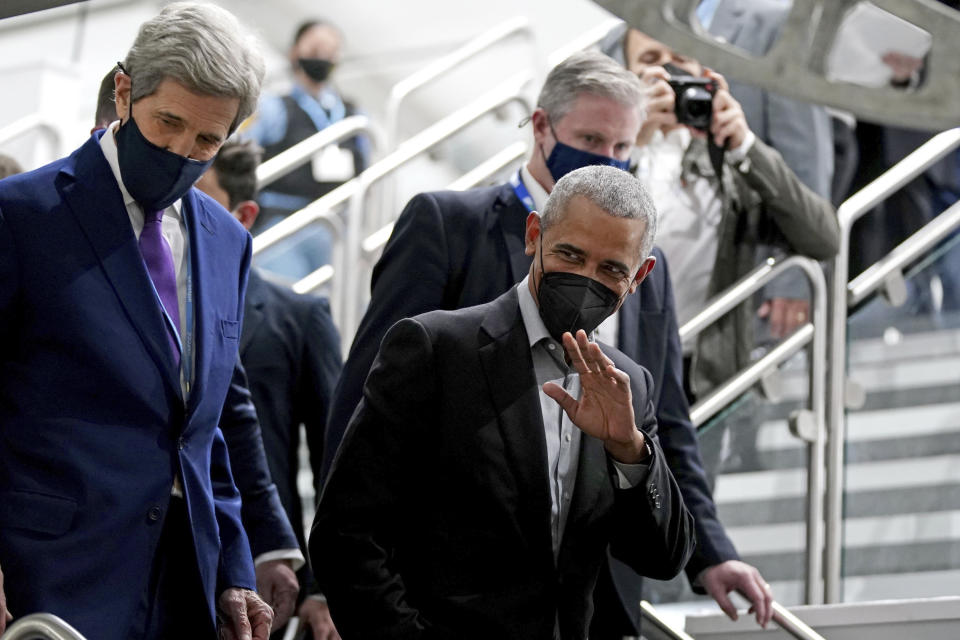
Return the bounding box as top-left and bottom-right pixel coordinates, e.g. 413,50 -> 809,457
233,200 -> 260,231
628,255 -> 657,293
114,71 -> 131,124
524,211 -> 542,256
530,108 -> 551,145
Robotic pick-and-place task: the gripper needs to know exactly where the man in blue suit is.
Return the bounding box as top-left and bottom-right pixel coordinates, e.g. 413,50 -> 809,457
323,50 -> 773,638
0,3 -> 275,638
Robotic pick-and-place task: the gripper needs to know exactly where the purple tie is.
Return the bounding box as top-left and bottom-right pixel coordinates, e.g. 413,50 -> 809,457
139,209 -> 181,368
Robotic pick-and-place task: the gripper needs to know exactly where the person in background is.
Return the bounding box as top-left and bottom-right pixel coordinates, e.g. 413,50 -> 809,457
323,50 -> 775,638
620,26 -> 838,482
312,164 -> 695,640
93,67 -> 306,634
244,19 -> 370,279
0,154 -> 22,180
196,139 -> 343,640
0,3 -> 274,638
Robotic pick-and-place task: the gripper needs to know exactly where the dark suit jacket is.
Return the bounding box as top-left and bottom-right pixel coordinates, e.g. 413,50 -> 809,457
324,183 -> 740,632
239,269 -> 342,584
0,134 -> 258,639
311,288 -> 694,640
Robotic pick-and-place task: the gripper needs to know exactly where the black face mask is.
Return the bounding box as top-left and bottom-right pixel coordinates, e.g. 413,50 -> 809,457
535,237 -> 627,342
115,70 -> 213,212
298,58 -> 335,83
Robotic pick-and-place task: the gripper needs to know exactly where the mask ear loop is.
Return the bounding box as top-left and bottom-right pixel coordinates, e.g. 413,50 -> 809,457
536,228 -> 547,300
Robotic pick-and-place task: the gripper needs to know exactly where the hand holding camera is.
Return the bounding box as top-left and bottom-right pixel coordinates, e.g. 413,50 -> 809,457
636,65 -> 749,151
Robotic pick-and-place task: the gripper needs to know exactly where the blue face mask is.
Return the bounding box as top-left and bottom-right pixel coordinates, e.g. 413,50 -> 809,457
543,120 -> 630,183
115,90 -> 213,212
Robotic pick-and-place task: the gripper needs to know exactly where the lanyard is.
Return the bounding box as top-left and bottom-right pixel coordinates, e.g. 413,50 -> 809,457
509,170 -> 536,213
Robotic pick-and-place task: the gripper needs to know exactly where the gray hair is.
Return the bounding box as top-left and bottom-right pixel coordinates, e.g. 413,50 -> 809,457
122,2 -> 266,133
542,165 -> 658,260
536,49 -> 646,123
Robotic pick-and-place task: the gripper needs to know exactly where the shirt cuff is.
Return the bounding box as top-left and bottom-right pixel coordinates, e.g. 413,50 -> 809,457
725,129 -> 756,163
254,548 -> 305,572
611,454 -> 652,489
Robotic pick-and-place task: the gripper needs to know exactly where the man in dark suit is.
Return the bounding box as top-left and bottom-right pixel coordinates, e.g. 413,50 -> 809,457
312,165 -> 695,639
324,50 -> 773,637
197,139 -> 343,638
0,4 -> 274,638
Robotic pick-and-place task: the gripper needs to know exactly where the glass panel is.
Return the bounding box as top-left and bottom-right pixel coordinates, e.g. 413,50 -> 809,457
842,224 -> 960,602
826,1 -> 932,89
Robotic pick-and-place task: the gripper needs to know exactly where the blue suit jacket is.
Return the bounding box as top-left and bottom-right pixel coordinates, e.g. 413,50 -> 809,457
325,182 -> 738,632
0,135 -> 256,638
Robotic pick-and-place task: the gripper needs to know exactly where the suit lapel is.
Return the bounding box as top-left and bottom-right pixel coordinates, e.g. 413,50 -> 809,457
478,289 -> 553,568
60,135 -> 181,398
493,184 -> 533,284
239,270 -> 267,356
183,190 -> 218,417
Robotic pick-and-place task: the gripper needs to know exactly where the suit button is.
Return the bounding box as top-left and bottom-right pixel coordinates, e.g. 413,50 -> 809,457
177,436 -> 185,451
148,506 -> 163,522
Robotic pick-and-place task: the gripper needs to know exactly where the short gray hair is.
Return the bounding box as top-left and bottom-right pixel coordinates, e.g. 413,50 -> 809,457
542,165 -> 658,260
122,2 -> 265,133
536,50 -> 645,123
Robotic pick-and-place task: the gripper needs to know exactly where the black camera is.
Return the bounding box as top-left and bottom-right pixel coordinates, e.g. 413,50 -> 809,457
663,63 -> 716,132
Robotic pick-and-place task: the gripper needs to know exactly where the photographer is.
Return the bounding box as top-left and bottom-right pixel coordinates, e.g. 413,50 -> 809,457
621,28 -> 839,472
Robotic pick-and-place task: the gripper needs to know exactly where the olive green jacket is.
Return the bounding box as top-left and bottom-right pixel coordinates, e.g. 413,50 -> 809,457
688,137 -> 839,398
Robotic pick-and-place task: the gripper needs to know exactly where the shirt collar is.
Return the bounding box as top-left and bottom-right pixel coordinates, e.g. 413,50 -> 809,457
98,120 -> 182,219
517,275 -> 553,349
520,163 -> 550,213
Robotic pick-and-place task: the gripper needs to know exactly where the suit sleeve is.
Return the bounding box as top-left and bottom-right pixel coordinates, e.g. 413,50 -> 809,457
298,297 -> 343,497
311,318 -> 438,639
296,296 -> 343,592
608,366 -> 696,581
211,423 -> 257,592
737,137 -> 840,261
323,193 -> 451,477
653,261 -> 741,583
0,206 -> 18,349
220,357 -> 300,558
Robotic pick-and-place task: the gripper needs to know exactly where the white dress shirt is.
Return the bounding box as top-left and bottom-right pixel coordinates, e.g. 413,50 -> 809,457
516,277 -> 650,558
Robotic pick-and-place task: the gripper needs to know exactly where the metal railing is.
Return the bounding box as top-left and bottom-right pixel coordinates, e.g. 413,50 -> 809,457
640,600 -> 697,640
825,127 -> 960,603
0,614 -> 87,640
771,601 -> 828,640
340,73 -> 533,335
546,16 -> 624,67
383,16 -> 534,151
360,140 -> 528,258
255,115 -> 380,190
0,114 -> 62,157
680,256 -> 828,605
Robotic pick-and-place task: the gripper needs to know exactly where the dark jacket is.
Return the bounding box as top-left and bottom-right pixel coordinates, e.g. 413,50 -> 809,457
312,288 -> 695,639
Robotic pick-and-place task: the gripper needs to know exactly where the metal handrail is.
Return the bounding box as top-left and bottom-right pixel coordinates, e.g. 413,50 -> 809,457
546,17 -> 625,67
0,613 -> 87,640
360,140 -> 528,257
255,115 -> 380,190
252,181 -> 355,256
383,16 -> 533,150
340,73 -> 533,335
848,199 -> 960,307
682,255 -> 828,605
0,113 -> 62,156
771,601 -> 828,640
825,127 -> 960,604
639,600 -> 696,640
